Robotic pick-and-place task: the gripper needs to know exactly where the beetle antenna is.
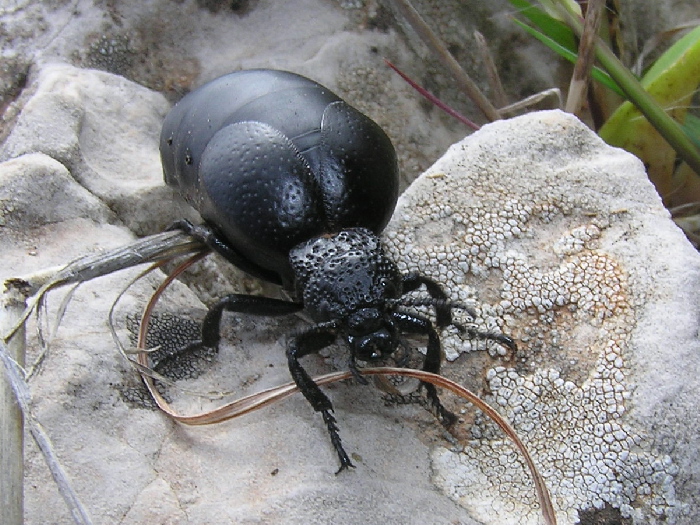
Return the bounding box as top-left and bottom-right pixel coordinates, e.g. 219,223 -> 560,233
389,297 -> 477,320
390,297 -> 517,352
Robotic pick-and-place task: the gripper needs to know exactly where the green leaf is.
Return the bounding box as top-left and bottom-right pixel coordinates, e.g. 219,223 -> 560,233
642,24 -> 700,86
599,24 -> 700,195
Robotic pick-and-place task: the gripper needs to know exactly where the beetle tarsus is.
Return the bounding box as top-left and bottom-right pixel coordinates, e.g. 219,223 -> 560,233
461,325 -> 518,353
286,326 -> 361,471
321,409 -> 355,473
422,382 -> 458,428
348,356 -> 369,385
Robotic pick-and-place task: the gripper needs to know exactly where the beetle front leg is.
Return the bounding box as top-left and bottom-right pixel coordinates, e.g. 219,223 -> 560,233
391,311 -> 457,428
402,274 -> 517,353
286,324 -> 354,473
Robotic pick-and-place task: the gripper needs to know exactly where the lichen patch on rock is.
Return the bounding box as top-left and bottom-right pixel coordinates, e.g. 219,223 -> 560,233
383,111 -> 693,524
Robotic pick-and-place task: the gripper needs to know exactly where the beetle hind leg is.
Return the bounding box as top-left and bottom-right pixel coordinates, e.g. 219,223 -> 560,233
169,219 -> 284,285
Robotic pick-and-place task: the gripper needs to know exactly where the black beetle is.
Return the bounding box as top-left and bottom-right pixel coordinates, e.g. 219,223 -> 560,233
160,69 -> 515,472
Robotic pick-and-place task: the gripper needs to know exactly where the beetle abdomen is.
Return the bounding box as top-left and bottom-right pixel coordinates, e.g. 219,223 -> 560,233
160,69 -> 399,281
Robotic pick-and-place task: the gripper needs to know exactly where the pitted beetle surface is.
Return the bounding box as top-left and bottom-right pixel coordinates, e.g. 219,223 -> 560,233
161,69 -> 515,472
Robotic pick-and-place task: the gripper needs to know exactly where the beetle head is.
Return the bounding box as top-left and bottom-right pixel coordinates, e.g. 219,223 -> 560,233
289,228 -> 403,359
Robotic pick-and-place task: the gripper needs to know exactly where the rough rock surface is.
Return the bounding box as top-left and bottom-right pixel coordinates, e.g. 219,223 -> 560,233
383,111 -> 700,524
1,64 -> 487,525
1,55 -> 699,525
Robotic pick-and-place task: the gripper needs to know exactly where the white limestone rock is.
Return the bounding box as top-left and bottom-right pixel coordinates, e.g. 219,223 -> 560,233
2,63 -> 698,525
0,63 -> 177,236
383,110 -> 699,524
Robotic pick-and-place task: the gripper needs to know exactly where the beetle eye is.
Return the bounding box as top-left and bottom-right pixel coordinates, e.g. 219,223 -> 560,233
379,277 -> 397,297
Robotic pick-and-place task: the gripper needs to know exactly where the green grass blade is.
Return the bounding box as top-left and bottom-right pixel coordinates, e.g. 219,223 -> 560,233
507,0 -> 577,50
683,115 -> 700,150
512,17 -> 623,96
578,16 -> 700,185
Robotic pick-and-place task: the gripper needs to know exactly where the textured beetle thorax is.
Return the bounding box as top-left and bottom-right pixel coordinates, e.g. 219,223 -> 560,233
289,228 -> 401,323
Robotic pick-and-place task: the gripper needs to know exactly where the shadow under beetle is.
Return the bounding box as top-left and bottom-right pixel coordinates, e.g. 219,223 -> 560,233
160,69 -> 515,472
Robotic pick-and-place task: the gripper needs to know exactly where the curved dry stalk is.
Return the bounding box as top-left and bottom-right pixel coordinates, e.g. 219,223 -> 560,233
135,257 -> 557,525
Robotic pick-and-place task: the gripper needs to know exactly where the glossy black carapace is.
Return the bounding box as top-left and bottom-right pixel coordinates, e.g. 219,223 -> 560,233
160,69 -> 515,472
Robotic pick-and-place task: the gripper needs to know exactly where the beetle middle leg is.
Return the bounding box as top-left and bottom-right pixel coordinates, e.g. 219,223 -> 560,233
391,310 -> 457,428
198,294 -> 303,348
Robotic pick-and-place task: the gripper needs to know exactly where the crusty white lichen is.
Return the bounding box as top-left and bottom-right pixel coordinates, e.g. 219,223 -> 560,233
382,111 -> 683,524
